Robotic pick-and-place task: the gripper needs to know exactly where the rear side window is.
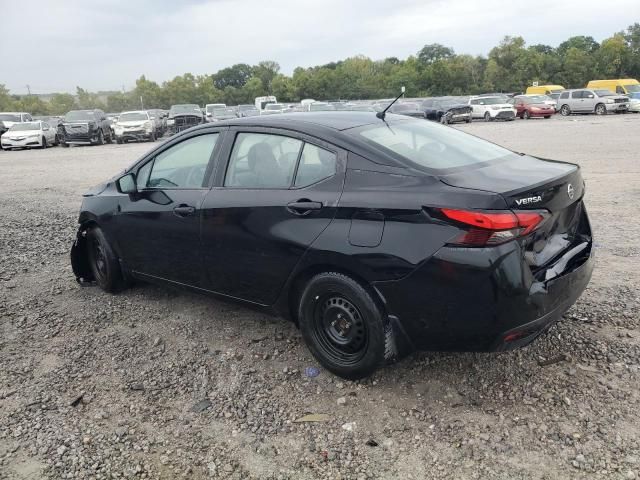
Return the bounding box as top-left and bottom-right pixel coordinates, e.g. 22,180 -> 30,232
571,91 -> 584,99
351,119 -> 515,172
225,133 -> 302,188
146,133 -> 219,189
294,144 -> 337,187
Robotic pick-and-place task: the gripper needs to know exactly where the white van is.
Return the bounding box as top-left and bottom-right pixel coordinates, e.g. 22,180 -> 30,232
255,96 -> 277,111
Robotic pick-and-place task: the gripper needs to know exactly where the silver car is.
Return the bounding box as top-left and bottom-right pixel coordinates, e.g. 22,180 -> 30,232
557,89 -> 629,116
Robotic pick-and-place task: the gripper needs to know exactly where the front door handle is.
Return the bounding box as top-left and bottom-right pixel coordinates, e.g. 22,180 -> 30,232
287,200 -> 323,215
173,204 -> 196,217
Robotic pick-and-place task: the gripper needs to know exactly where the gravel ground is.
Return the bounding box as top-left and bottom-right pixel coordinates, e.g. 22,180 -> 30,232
0,114 -> 638,480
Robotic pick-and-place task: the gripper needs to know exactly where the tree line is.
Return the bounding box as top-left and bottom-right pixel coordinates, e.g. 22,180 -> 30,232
2,24 -> 640,116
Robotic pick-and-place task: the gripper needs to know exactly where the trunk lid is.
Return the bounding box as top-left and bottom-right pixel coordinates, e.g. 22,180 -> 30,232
439,155 -> 590,272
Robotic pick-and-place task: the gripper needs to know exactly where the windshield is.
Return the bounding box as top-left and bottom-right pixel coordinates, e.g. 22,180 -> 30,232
206,104 -> 225,113
309,103 -> 335,111
65,111 -> 96,122
9,122 -> 40,131
624,84 -> 640,93
475,97 -> 504,105
350,118 -> 515,172
393,103 -> 421,111
0,114 -> 21,122
595,90 -> 614,97
265,104 -> 283,111
170,105 -> 202,116
528,95 -> 552,103
119,112 -> 148,122
213,108 -> 235,116
629,92 -> 640,99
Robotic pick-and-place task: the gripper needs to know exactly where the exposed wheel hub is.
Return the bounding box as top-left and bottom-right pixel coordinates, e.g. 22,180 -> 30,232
319,296 -> 366,353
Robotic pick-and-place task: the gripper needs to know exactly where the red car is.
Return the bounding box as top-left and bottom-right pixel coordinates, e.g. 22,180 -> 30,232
511,95 -> 555,119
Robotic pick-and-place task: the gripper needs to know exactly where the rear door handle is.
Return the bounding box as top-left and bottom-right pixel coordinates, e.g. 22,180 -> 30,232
286,200 -> 323,214
173,204 -> 196,217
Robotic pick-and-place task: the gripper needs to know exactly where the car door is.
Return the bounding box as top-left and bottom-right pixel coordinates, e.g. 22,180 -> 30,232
43,122 -> 55,143
469,99 -> 481,118
570,90 -> 585,111
199,127 -> 345,305
115,129 -> 224,286
582,90 -> 598,112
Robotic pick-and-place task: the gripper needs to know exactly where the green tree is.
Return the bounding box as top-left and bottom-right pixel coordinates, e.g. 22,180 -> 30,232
213,63 -> 254,90
0,84 -> 15,110
597,34 -> 631,78
253,61 -> 280,93
557,36 -> 599,55
49,93 -> 77,115
417,43 -> 454,65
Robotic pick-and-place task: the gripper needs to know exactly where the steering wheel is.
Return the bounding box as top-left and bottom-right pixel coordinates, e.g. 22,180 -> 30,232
185,165 -> 207,187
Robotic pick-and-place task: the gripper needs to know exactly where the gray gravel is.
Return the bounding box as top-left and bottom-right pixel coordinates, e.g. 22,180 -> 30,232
0,115 -> 639,479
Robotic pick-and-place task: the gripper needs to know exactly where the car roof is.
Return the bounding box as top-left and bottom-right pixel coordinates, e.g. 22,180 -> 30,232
197,111 -> 381,132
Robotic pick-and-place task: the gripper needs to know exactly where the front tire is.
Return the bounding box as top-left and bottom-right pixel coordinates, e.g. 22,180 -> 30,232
86,227 -> 126,293
40,136 -> 47,149
484,112 -> 492,122
523,110 -> 531,120
298,272 -> 392,380
595,103 -> 607,115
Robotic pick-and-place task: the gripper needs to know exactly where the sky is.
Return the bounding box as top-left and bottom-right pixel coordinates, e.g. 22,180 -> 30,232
2,0 -> 639,94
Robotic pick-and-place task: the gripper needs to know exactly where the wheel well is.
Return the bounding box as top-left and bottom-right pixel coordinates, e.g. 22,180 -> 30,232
286,264 -> 385,326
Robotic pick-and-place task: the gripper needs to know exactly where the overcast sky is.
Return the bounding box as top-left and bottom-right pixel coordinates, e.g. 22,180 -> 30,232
2,0 -> 639,94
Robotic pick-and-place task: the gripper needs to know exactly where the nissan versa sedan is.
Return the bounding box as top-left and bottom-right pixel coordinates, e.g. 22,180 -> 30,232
70,112 -> 594,379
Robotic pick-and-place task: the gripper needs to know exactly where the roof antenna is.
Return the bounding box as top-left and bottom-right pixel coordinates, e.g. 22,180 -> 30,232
377,86 -> 405,120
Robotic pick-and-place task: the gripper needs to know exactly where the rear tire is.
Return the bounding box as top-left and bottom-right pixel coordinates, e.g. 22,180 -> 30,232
523,110 -> 531,120
484,112 -> 492,122
560,105 -> 571,116
96,130 -> 105,145
40,136 -> 47,149
116,137 -> 123,144
61,141 -> 69,148
86,227 -> 126,293
544,115 -> 551,119
54,134 -> 59,146
595,103 -> 607,115
298,272 -> 393,380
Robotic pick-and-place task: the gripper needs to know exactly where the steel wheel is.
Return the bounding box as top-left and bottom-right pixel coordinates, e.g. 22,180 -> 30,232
311,294 -> 369,366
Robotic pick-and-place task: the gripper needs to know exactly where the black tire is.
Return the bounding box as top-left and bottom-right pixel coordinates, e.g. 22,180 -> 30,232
105,131 -> 113,144
298,272 -> 393,380
544,115 -> 551,119
440,114 -> 449,125
54,134 -> 59,146
96,130 -> 105,145
465,118 -> 472,123
61,141 -> 69,148
523,110 -> 531,120
116,137 -> 123,144
86,227 -> 126,293
149,131 -> 156,142
484,111 -> 492,122
40,136 -> 47,149
560,105 -> 571,116
595,103 -> 607,115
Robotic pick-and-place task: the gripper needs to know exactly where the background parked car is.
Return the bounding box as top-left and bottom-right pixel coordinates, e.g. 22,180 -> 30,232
205,103 -> 226,122
627,92 -> 640,112
510,95 -> 555,119
586,78 -> 640,95
261,103 -> 288,115
237,104 -> 260,117
60,109 -> 112,147
167,104 -> 204,134
113,111 -> 157,143
388,102 -> 425,118
0,112 -> 33,130
209,107 -> 237,122
422,98 -> 472,124
468,96 -> 516,121
147,109 -> 166,137
557,89 -> 629,116
1,120 -> 58,150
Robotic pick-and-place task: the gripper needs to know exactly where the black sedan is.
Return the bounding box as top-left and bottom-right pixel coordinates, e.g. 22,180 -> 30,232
423,98 -> 473,124
71,112 -> 594,379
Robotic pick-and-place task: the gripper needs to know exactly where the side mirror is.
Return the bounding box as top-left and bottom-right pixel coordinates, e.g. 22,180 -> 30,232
43,127 -> 49,131
118,173 -> 137,194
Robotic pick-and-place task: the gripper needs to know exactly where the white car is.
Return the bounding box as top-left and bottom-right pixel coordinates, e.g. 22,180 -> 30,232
468,96 -> 517,121
0,111 -> 33,129
113,111 -> 156,143
1,120 -> 58,150
205,103 -> 226,122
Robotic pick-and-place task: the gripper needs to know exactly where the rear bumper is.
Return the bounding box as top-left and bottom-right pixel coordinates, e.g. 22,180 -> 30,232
374,236 -> 594,353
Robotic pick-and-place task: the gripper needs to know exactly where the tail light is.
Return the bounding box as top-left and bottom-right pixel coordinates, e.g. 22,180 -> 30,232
438,208 -> 549,246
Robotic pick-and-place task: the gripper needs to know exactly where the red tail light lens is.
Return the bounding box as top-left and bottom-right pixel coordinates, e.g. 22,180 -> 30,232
439,208 -> 549,246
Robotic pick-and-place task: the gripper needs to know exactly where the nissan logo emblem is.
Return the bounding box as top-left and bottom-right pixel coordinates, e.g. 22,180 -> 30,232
567,183 -> 575,200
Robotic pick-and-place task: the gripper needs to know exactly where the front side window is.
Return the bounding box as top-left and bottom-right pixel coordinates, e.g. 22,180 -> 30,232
146,133 -> 219,189
294,144 -> 337,187
560,92 -> 569,99
225,133 -> 302,188
571,91 -> 584,99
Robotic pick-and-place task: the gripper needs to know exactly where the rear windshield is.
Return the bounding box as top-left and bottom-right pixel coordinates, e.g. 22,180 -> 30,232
0,114 -> 21,122
170,105 -> 202,115
65,111 -> 96,122
119,112 -> 148,121
350,119 -> 515,172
